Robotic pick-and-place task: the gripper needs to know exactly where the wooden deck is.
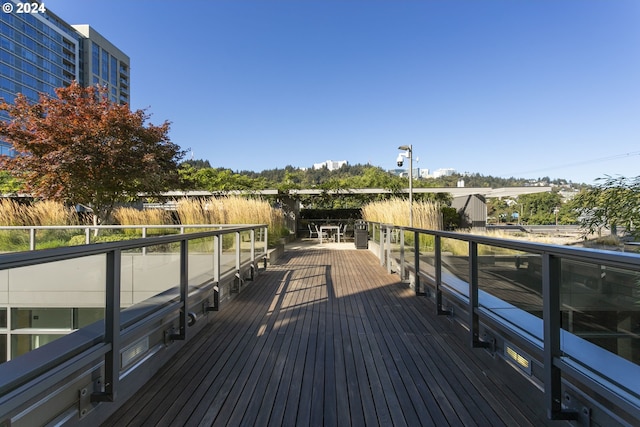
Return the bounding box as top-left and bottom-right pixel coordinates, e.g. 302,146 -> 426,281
103,244 -> 567,426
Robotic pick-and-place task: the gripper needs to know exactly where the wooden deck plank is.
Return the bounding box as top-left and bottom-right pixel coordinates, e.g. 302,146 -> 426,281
340,263 -> 406,427
102,245 -> 568,427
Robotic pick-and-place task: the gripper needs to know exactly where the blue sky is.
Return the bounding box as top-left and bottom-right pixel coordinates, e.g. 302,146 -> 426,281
45,0 -> 639,184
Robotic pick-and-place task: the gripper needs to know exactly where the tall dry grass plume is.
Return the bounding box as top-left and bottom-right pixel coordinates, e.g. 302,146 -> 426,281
176,197 -> 283,227
0,199 -> 28,226
176,197 -> 287,241
361,198 -> 443,230
176,199 -> 211,224
113,207 -> 170,225
0,199 -> 78,226
28,200 -> 79,226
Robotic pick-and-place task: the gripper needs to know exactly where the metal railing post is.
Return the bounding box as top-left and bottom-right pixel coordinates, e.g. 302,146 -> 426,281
170,239 -> 189,341
92,249 -> 121,402
264,226 -> 268,258
435,235 -> 450,315
399,229 -> 405,281
211,234 -> 221,311
142,227 -> 147,256
386,226 -> 392,274
29,228 -> 35,251
469,241 -> 489,349
542,253 -> 578,421
236,231 -> 241,269
379,225 -> 384,266
414,230 -> 422,295
250,229 -> 255,263
250,228 -> 255,280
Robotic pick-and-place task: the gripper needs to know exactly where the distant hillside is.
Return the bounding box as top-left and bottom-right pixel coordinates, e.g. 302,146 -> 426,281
180,161 -> 588,191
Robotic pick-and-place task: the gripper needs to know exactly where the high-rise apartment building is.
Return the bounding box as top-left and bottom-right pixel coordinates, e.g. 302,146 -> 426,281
0,1 -> 129,155
72,24 -> 130,105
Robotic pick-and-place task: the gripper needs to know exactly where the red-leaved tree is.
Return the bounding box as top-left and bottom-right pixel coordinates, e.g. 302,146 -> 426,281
0,82 -> 184,224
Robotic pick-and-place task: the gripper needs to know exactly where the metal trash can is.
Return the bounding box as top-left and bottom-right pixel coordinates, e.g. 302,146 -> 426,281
354,220 -> 368,249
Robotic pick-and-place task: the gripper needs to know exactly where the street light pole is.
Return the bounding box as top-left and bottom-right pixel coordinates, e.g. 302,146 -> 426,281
398,145 -> 413,227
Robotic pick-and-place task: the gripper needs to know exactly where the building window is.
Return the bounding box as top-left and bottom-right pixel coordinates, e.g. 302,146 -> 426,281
101,49 -> 108,80
91,43 -> 99,76
0,335 -> 6,363
11,334 -> 65,359
110,55 -> 117,86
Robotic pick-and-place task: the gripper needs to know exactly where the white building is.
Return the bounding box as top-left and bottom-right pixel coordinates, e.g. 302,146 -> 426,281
431,168 -> 457,178
313,160 -> 347,171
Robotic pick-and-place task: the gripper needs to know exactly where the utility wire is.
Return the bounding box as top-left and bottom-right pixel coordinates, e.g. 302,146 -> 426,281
500,150 -> 640,178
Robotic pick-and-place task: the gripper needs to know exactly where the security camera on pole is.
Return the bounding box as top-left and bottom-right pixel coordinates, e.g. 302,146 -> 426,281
397,145 -> 413,227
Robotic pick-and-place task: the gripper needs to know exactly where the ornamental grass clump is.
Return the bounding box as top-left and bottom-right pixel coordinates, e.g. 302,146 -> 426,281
113,207 -> 171,226
0,199 -> 29,226
0,199 -> 78,226
361,198 -> 443,230
27,200 -> 79,226
176,197 -> 287,245
113,207 -> 174,236
176,198 -> 211,225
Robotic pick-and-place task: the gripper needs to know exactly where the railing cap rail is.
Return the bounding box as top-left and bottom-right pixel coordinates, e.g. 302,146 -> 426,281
373,222 -> 640,269
0,224 -> 267,270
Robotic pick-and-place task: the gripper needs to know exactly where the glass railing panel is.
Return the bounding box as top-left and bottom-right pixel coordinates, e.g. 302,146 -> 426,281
371,223 -> 381,245
124,243 -> 180,307
258,227 -> 268,257
560,258 -> 640,365
389,228 -> 403,262
188,236 -> 215,288
416,233 -> 436,278
477,244 -> 542,315
35,228 -> 87,250
87,227 -> 128,244
0,229 -> 30,253
4,254 -> 107,359
142,226 -> 182,238
439,236 -> 469,292
240,230 -> 252,265
220,233 -> 237,275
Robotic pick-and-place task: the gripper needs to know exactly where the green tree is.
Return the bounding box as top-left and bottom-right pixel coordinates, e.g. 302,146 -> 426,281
518,192 -> 564,224
0,82 -> 184,224
487,198 -> 513,224
570,175 -> 640,238
193,168 -> 266,191
181,158 -> 211,169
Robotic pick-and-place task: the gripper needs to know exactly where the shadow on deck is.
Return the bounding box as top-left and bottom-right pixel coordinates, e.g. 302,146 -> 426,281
103,243 -> 567,426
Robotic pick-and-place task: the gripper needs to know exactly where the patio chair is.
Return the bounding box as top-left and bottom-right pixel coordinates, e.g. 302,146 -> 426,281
316,224 -> 329,241
308,223 -> 318,238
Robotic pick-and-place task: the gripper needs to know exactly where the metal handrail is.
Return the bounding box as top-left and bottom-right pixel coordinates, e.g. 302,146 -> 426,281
369,221 -> 640,425
0,224 -> 268,425
0,224 -> 259,251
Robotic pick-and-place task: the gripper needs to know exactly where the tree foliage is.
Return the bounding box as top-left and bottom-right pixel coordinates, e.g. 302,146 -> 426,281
518,192 -> 564,224
570,175 -> 640,237
178,164 -> 268,192
0,171 -> 23,194
0,82 -> 184,223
